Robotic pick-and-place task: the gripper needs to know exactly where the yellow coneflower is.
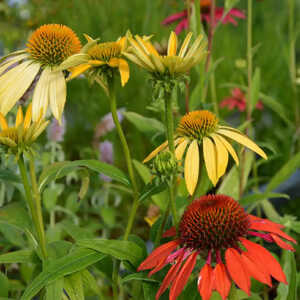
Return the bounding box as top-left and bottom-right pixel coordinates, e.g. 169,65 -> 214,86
144,110 -> 267,195
0,24 -> 81,122
60,34 -> 129,89
0,104 -> 49,153
124,31 -> 207,77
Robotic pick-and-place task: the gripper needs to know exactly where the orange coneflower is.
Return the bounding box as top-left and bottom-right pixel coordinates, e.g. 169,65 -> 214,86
139,194 -> 296,300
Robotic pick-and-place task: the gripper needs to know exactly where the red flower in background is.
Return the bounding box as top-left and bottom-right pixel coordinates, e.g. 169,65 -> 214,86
162,0 -> 245,35
138,194 -> 296,300
220,88 -> 264,112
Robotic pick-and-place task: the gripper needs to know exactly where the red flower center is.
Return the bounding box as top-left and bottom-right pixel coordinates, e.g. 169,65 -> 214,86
179,195 -> 250,252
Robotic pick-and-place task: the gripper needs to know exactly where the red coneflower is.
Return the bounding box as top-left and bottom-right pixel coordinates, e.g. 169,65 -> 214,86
162,0 -> 245,35
138,194 -> 296,300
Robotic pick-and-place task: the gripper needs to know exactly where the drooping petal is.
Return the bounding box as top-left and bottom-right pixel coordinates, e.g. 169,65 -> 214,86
203,137 -> 218,186
214,263 -> 231,300
215,133 -> 239,165
67,64 -> 92,81
156,253 -> 184,300
167,32 -> 178,56
138,240 -> 180,271
15,106 -> 24,127
108,58 -> 129,87
143,140 -> 168,163
225,248 -> 251,295
241,251 -> 272,287
198,264 -> 214,300
49,70 -> 66,123
148,258 -> 168,277
217,128 -> 267,159
240,238 -> 287,284
211,133 -> 228,179
249,222 -> 297,244
169,251 -> 198,300
184,140 -> 200,195
178,32 -> 193,58
271,234 -> 295,252
175,139 -> 189,161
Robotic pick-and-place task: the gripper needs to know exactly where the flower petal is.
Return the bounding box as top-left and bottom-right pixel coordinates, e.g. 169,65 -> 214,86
23,103 -> 32,129
67,64 -> 92,81
248,215 -> 284,229
184,140 -> 200,195
162,226 -> 177,238
198,264 -> 214,300
178,32 -> 193,58
215,133 -> 239,165
155,253 -> 184,300
175,139 -> 189,161
241,251 -> 272,287
203,137 -> 218,186
15,106 -> 24,127
167,32 -> 178,56
225,248 -> 251,295
169,251 -> 198,300
185,34 -> 204,59
138,240 -> 179,271
214,263 -> 231,300
143,140 -> 168,163
240,238 -> 287,284
108,58 -> 129,87
211,133 -> 228,179
217,128 -> 267,159
0,113 -> 8,130
270,234 -> 295,252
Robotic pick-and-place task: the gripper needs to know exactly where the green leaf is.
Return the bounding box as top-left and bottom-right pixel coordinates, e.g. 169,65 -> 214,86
81,269 -> 100,295
0,250 -> 36,264
124,112 -> 164,136
77,238 -> 143,267
143,282 -> 159,300
39,160 -> 130,191
0,223 -> 26,247
139,181 -> 168,203
0,169 -> 20,183
64,272 -> 84,300
266,152 -> 300,193
240,192 -> 289,206
0,273 -> 9,297
45,279 -> 64,300
20,248 -> 106,300
275,252 -> 297,300
61,221 -> 94,241
121,273 -> 159,284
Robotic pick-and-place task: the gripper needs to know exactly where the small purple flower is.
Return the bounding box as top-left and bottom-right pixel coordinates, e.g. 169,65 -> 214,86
47,114 -> 66,142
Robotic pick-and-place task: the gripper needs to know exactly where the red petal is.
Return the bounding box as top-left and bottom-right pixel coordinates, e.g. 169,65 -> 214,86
162,226 -> 177,238
248,215 -> 284,229
148,258 -> 167,277
225,248 -> 251,295
155,253 -> 184,300
241,252 -> 272,287
240,238 -> 287,284
161,10 -> 187,25
169,251 -> 198,300
214,263 -> 231,300
198,264 -> 214,300
271,234 -> 295,252
138,240 -> 179,271
249,222 -> 296,244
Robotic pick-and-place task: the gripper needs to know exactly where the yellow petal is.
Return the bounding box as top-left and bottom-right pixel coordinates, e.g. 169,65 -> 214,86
123,52 -> 153,71
184,140 -> 200,195
117,36 -> 127,52
0,113 -> 8,130
175,139 -> 189,161
149,54 -> 165,74
15,106 -> 24,127
24,103 -> 32,129
58,53 -> 89,71
143,140 -> 168,163
215,133 -> 239,166
203,137 -> 218,186
167,31 -> 178,56
108,58 -> 129,87
144,40 -> 160,57
83,34 -> 94,42
0,54 -> 28,76
185,34 -> 204,60
49,71 -> 66,123
178,32 -> 193,58
32,68 -> 50,121
211,133 -> 228,179
217,129 -> 267,159
68,64 -> 92,81
88,59 -> 106,66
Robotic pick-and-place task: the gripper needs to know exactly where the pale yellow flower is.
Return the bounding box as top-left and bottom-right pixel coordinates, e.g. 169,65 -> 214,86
0,24 -> 81,122
0,104 -> 49,151
125,31 -> 207,76
144,110 -> 267,195
60,34 -> 130,89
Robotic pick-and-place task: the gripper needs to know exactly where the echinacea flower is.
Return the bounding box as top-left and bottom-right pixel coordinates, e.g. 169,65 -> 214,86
60,34 -> 130,91
162,0 -> 245,35
139,194 -> 296,300
144,110 -> 267,195
0,24 -> 81,122
0,104 -> 48,153
220,88 -> 264,112
125,31 -> 207,78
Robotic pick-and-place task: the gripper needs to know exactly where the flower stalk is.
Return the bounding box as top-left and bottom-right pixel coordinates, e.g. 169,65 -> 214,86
17,155 -> 47,259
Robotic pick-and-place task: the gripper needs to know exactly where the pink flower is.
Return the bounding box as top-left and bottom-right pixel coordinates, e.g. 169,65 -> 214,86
162,0 -> 245,35
220,88 -> 264,112
47,114 -> 66,142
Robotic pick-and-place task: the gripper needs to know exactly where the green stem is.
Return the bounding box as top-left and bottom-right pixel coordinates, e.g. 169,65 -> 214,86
17,155 -> 47,259
107,77 -> 139,240
154,202 -> 170,247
